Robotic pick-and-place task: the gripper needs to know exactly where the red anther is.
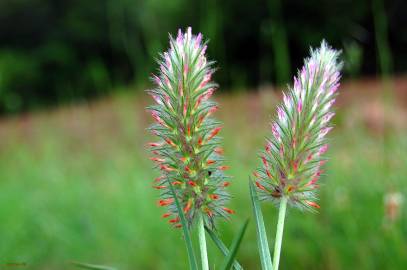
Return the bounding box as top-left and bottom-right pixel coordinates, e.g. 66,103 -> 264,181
218,165 -> 229,171
287,185 -> 295,192
172,181 -> 182,185
266,170 -> 272,179
150,157 -> 165,163
293,160 -> 299,172
158,198 -> 174,206
223,207 -> 235,214
305,201 -> 320,209
204,88 -> 215,100
152,150 -> 159,155
151,112 -> 165,126
165,138 -> 176,147
207,159 -> 216,165
305,176 -> 319,187
280,144 -> 284,156
174,224 -> 182,228
262,156 -> 269,168
265,144 -> 271,154
207,127 -> 222,141
154,176 -> 165,182
253,171 -> 260,178
188,181 -> 196,187
256,181 -> 266,191
214,147 -> 224,155
205,208 -> 213,217
178,84 -> 183,97
209,194 -> 219,200
148,142 -> 161,147
208,105 -> 218,114
169,217 -> 180,223
162,213 -> 171,218
187,125 -> 191,136
153,185 -> 166,190
198,115 -> 205,126
183,200 -> 192,213
160,165 -> 175,172
222,181 -> 230,187
185,166 -> 191,172
198,137 -> 203,146
292,137 -> 297,149
180,157 -> 187,162
183,102 -> 187,116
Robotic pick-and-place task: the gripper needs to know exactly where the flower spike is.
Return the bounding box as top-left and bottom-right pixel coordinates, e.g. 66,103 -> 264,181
147,27 -> 232,229
253,41 -> 342,211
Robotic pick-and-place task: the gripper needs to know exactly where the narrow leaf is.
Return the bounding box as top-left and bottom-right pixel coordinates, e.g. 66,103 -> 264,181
72,261 -> 116,270
220,219 -> 249,270
249,181 -> 273,270
166,178 -> 199,270
205,225 -> 244,270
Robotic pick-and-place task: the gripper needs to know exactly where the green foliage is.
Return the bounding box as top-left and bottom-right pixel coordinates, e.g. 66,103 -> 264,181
343,41 -> 363,78
1,92 -> 406,269
0,50 -> 40,112
0,0 -> 403,113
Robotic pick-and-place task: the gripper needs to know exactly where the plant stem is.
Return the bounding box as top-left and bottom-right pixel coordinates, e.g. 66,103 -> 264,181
198,213 -> 209,270
272,196 -> 288,270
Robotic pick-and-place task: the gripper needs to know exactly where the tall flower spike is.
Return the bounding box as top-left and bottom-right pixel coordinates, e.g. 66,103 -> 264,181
147,27 -> 232,228
253,41 -> 342,211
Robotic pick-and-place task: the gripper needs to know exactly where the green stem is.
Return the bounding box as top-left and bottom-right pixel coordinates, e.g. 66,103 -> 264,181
198,214 -> 209,270
272,196 -> 288,270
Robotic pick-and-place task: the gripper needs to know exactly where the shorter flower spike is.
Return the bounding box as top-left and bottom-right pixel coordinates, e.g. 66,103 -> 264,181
253,41 -> 342,211
147,27 -> 232,229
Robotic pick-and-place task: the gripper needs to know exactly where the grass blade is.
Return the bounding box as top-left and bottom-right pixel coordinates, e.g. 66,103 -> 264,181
220,219 -> 249,270
205,225 -> 244,270
249,181 -> 273,270
72,261 -> 116,270
166,178 -> 199,270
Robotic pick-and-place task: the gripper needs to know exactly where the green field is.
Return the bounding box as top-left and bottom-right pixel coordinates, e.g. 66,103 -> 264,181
0,83 -> 406,269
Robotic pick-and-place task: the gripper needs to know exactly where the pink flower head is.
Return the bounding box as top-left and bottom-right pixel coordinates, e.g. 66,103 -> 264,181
253,41 -> 342,211
147,28 -> 232,228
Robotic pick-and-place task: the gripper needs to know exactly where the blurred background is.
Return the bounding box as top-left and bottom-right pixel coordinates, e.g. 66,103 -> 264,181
0,0 -> 406,269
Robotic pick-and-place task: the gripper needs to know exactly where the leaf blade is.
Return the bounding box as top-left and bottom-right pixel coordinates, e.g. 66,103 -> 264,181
205,226 -> 244,270
249,181 -> 273,270
220,219 -> 249,270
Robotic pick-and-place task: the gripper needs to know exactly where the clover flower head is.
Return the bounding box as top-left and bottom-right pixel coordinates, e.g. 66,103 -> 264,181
147,27 -> 233,228
253,41 -> 342,210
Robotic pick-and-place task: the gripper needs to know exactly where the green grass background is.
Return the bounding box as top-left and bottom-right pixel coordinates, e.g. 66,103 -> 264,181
0,88 -> 406,269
